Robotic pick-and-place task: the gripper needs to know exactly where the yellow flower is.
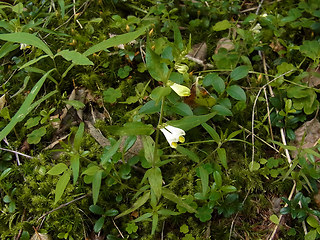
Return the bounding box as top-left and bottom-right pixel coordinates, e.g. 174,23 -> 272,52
167,81 -> 190,97
160,125 -> 185,148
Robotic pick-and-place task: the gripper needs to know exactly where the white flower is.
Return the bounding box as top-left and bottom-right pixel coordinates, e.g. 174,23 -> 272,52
20,43 -> 30,50
175,63 -> 189,74
167,81 -> 190,97
250,23 -> 262,34
160,125 -> 186,148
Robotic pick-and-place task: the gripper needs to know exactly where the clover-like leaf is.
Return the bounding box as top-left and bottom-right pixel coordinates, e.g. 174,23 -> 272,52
195,205 -> 213,222
27,127 -> 46,144
103,88 -> 122,103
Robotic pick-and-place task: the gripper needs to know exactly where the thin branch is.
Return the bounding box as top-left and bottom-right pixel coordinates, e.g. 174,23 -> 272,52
37,194 -> 88,221
0,147 -> 33,159
112,219 -> 125,239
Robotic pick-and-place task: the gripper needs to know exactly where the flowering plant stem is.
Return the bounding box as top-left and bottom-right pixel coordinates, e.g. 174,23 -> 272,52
153,96 -> 165,168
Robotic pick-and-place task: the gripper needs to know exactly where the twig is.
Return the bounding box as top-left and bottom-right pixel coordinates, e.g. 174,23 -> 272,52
37,194 -> 88,221
229,189 -> 250,240
161,220 -> 165,240
185,55 -> 214,69
255,0 -> 264,15
112,219 -> 125,239
251,69 -> 294,165
0,147 -> 33,159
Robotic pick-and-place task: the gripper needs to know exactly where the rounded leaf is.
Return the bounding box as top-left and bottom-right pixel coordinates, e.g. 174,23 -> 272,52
226,85 -> 246,101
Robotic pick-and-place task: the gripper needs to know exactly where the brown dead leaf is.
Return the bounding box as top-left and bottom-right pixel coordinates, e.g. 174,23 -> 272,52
292,118 -> 320,160
303,65 -> 320,87
269,39 -> 285,53
214,38 -> 235,54
187,42 -> 207,61
0,94 -> 6,111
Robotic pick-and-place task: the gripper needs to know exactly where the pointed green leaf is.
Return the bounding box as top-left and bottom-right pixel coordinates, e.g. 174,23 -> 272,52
169,112 -> 216,131
151,212 -> 158,235
47,163 -> 68,175
141,136 -> 155,164
70,154 -> 80,184
162,188 -> 197,213
0,69 -> 54,142
74,122 -> 84,152
230,65 -> 249,81
106,122 -> 155,136
55,171 -> 71,204
201,123 -> 220,143
56,50 -> 93,65
213,171 -> 222,188
0,32 -> 53,57
19,55 -> 49,70
199,166 -> 209,196
176,146 -> 199,163
115,191 -> 150,219
92,170 -> 103,205
217,148 -> 227,169
270,214 -> 280,225
146,167 -> 162,199
226,85 -> 246,101
100,139 -> 122,165
84,26 -> 148,56
146,45 -> 169,82
212,20 -> 231,31
94,216 -> 105,233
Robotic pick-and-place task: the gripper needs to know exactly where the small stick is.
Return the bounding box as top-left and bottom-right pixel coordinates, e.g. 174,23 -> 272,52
0,147 -> 32,159
37,194 -> 88,221
112,219 -> 124,239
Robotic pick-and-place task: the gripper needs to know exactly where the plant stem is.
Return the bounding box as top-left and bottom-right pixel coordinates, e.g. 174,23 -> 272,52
153,97 -> 165,167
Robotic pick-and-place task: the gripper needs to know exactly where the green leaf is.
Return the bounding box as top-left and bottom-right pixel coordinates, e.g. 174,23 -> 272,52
169,112 -> 216,131
212,20 -> 231,31
305,229 -> 317,240
300,40 -> 320,60
230,66 -> 249,81
106,122 -> 155,136
195,205 -> 213,222
151,212 -> 159,235
74,122 -> 84,151
70,154 -> 80,184
12,3 -> 23,14
139,100 -> 161,114
180,224 -> 189,234
117,65 -> 132,79
0,32 -> 53,57
173,22 -> 183,50
27,127 -> 46,144
0,168 -> 12,181
89,205 -> 104,215
150,87 -> 171,104
134,212 -> 153,222
307,216 -> 320,228
170,102 -> 193,116
105,209 -> 119,216
146,167 -> 162,199
100,139 -> 122,165
92,170 -> 103,205
158,209 -> 180,216
103,88 -> 122,103
270,214 -> 280,225
146,45 -> 169,82
142,136 -> 155,164
55,170 -> 71,204
212,104 -> 233,116
0,42 -> 19,58
203,73 -> 225,93
199,166 -> 209,196
84,26 -> 148,56
47,163 -> 68,175
25,116 -> 41,129
220,185 -> 237,193
162,188 -> 197,213
126,222 -> 139,234
56,50 -> 94,65
217,148 -> 227,169
249,161 -> 260,171
226,85 -> 246,101
19,55 -> 50,70
82,165 -> 101,176
94,216 -> 105,233
0,69 -> 55,142
213,171 -> 222,188
115,191 -> 150,219
202,123 -> 220,143
64,100 -> 85,110
176,146 -> 199,163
